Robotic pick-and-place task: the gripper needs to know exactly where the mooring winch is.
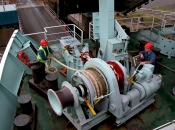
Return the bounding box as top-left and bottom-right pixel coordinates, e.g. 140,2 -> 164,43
47,0 -> 162,129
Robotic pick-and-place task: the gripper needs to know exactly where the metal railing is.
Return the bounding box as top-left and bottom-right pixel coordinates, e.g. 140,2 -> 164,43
44,4 -> 83,43
44,24 -> 83,44
45,4 -> 65,25
23,3 -> 84,44
138,8 -> 175,25
89,16 -> 166,38
23,32 -> 45,37
116,16 -> 166,32
89,14 -> 168,40
23,24 -> 83,44
89,22 -> 95,40
153,120 -> 175,130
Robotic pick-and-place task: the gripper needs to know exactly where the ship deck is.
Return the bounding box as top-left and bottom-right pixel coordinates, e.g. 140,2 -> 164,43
15,38 -> 175,130
9,0 -> 175,129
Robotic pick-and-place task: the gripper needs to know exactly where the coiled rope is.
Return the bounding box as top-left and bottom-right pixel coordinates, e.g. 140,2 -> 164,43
50,57 -> 108,97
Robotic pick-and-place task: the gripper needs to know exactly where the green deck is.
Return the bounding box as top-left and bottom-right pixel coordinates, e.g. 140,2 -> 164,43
16,36 -> 175,130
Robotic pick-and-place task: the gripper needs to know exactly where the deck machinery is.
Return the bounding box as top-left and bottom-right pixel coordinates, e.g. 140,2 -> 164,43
47,0 -> 162,129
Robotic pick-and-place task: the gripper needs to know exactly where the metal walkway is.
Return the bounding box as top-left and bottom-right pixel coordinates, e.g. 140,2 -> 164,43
16,0 -> 70,43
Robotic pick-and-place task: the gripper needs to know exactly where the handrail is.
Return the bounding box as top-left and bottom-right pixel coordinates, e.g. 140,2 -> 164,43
139,8 -> 175,23
89,15 -> 168,40
24,4 -> 84,44
44,24 -> 83,44
45,5 -> 65,25
117,16 -> 165,32
89,22 -> 95,41
23,32 -> 45,36
44,5 -> 83,43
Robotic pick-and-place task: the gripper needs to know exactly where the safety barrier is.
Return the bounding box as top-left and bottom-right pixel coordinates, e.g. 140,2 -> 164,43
24,24 -> 83,45
89,8 -> 175,41
89,22 -> 94,40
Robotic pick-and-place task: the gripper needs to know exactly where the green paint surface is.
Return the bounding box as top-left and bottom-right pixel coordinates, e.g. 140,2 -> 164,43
16,37 -> 175,130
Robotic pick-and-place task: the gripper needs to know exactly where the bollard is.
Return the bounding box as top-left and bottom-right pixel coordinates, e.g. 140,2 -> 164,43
14,114 -> 31,130
30,60 -> 43,84
18,94 -> 33,114
45,73 -> 59,91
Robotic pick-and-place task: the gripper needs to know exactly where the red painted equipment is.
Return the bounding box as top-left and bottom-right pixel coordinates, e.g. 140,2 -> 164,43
107,61 -> 124,88
18,51 -> 30,66
80,52 -> 90,62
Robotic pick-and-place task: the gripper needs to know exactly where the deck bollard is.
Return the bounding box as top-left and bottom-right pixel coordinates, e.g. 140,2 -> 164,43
30,60 -> 43,84
18,94 -> 33,114
14,114 -> 31,130
45,73 -> 59,91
